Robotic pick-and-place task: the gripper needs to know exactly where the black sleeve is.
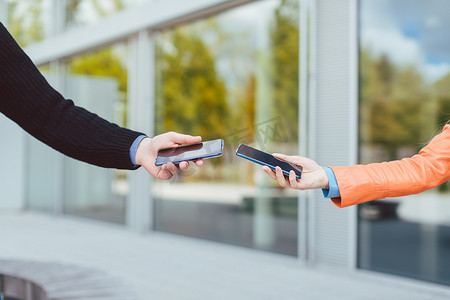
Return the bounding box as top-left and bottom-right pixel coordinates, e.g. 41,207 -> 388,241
0,22 -> 144,170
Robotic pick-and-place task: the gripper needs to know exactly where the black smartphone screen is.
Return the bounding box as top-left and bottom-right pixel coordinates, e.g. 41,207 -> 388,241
235,144 -> 302,179
155,139 -> 224,166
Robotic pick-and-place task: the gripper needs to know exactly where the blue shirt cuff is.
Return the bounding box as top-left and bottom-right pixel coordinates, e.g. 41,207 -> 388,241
322,167 -> 340,198
130,135 -> 147,167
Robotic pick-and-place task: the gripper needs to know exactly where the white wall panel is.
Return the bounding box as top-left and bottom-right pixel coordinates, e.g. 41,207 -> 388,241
311,0 -> 357,268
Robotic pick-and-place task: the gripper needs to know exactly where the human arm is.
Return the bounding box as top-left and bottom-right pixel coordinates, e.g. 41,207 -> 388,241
0,22 -> 143,169
0,22 -> 202,176
263,124 -> 450,208
329,124 -> 450,207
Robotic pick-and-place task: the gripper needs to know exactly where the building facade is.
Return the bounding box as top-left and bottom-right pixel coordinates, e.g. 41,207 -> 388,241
1,0 -> 449,288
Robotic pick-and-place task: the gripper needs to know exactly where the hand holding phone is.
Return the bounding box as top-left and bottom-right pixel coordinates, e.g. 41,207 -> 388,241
235,144 -> 302,179
155,139 -> 224,166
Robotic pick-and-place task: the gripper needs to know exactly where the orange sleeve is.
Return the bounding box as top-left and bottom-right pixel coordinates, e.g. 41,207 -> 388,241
329,124 -> 450,208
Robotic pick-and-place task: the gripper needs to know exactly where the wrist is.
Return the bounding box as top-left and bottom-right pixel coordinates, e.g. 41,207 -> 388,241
135,137 -> 151,166
320,167 -> 330,189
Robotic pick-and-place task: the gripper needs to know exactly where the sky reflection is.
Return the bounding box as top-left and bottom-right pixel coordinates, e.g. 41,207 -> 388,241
360,0 -> 450,83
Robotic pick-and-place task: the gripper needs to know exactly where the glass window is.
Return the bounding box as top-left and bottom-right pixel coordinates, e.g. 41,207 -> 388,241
154,0 -> 300,256
6,0 -> 51,46
358,0 -> 450,285
63,43 -> 130,224
65,0 -> 149,30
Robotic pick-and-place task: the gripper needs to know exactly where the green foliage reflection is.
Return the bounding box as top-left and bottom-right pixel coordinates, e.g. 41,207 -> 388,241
7,0 -> 45,47
359,48 -> 450,191
156,0 -> 299,143
270,0 -> 299,143
360,48 -> 449,160
155,0 -> 299,184
155,30 -> 228,140
67,46 -> 129,126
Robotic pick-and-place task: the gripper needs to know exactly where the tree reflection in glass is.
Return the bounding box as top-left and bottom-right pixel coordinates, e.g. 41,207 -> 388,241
358,0 -> 450,286
154,0 -> 300,256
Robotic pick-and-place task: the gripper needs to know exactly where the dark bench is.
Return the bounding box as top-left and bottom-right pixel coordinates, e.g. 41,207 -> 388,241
0,259 -> 137,300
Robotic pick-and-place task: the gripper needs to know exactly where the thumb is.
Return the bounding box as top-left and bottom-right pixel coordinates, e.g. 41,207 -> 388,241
273,153 -> 297,163
165,132 -> 202,146
273,153 -> 320,171
273,153 -> 307,166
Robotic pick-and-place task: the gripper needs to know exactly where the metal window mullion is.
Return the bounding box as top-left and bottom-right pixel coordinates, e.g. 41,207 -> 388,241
135,29 -> 153,232
307,0 -> 318,265
50,0 -> 67,37
298,0 -> 310,263
126,30 -> 153,233
52,0 -> 66,36
348,0 -> 359,271
126,35 -> 140,231
50,0 -> 58,36
146,30 -> 156,232
0,0 -> 6,25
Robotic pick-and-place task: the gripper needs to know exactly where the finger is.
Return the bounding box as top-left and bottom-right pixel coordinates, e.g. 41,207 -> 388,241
168,132 -> 202,145
289,170 -> 302,189
179,161 -> 189,170
165,162 -> 180,175
275,166 -> 290,188
262,166 -> 277,180
176,159 -> 203,170
159,164 -> 173,180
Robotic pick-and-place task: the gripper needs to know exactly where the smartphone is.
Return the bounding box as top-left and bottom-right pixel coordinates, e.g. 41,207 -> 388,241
235,144 -> 302,179
155,139 -> 224,166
